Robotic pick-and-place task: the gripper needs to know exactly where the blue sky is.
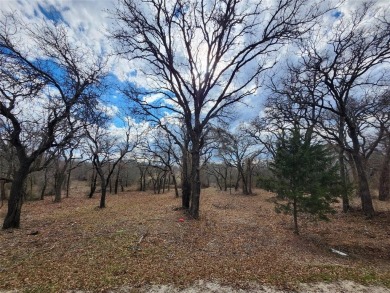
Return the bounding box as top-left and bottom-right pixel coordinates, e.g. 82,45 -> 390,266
1,0 -> 388,130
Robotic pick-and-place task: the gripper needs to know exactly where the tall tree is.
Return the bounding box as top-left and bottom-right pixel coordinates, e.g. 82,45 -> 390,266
296,2 -> 390,217
111,0 -> 328,218
0,14 -> 106,229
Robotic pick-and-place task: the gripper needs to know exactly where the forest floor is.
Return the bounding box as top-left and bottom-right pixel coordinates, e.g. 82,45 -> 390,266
0,185 -> 390,292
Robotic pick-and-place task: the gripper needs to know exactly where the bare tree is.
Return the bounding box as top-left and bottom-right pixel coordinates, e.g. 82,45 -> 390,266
142,129 -> 181,197
84,118 -> 139,208
111,0 -> 328,218
295,2 -> 390,217
214,127 -> 262,195
0,14 -> 106,229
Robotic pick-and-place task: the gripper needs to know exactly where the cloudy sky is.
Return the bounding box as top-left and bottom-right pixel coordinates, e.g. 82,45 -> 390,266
1,0 -> 388,129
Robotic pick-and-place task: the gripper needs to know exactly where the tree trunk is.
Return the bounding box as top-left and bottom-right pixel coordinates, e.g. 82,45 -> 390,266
189,144 -> 201,219
353,153 -> 374,217
348,123 -> 375,217
1,180 -> 6,207
66,161 -> 72,198
238,164 -> 249,195
3,163 -> 31,229
99,174 -> 107,208
378,142 -> 390,201
54,172 -> 66,203
246,159 -> 253,195
224,167 -> 228,191
40,168 -> 48,200
114,165 -> 120,194
338,117 -> 350,211
88,169 -> 97,198
347,152 -> 358,194
293,196 -> 299,235
171,171 -> 179,198
181,151 -> 191,209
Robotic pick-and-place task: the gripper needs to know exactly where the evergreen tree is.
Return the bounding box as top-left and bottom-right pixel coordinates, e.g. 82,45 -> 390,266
270,127 -> 340,234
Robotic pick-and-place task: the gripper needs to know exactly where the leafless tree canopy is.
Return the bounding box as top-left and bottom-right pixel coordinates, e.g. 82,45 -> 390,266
111,0 -> 330,218
0,13 -> 107,228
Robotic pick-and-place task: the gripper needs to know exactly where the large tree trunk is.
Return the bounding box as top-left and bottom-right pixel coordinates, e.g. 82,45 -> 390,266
347,152 -> 358,193
348,122 -> 375,217
353,153 -> 374,217
66,161 -> 72,198
181,150 -> 191,209
238,163 -> 249,195
338,117 -> 350,212
189,145 -> 201,219
3,162 -> 31,229
54,172 -> 66,203
378,142 -> 390,201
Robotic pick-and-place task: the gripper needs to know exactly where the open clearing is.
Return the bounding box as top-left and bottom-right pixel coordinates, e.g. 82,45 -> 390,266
1,187 -> 390,292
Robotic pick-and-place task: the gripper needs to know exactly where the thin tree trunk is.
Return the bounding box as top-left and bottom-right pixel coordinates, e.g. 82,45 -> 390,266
224,167 -> 228,191
40,168 -> 48,200
171,172 -> 179,198
88,169 -> 97,198
293,196 -> 299,235
99,174 -> 107,208
114,165 -> 120,194
378,142 -> 390,201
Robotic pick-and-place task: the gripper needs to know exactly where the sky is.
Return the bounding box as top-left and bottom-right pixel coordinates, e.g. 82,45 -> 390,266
0,0 -> 267,128
1,0 -> 389,132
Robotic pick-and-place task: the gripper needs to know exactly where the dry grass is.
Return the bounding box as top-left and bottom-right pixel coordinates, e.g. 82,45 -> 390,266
0,185 -> 390,292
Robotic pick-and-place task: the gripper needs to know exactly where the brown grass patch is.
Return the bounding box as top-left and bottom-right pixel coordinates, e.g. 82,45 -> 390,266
0,186 -> 390,292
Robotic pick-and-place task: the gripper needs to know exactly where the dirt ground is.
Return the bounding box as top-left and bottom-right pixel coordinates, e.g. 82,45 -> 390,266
0,185 -> 390,292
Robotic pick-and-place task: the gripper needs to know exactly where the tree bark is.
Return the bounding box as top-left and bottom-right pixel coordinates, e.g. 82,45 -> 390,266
99,173 -> 107,208
114,164 -> 121,194
54,172 -> 66,203
66,161 -> 72,198
181,150 -> 191,209
88,168 -> 97,198
171,171 -> 179,198
338,118 -> 350,212
3,162 -> 31,229
348,121 -> 375,217
189,145 -> 201,219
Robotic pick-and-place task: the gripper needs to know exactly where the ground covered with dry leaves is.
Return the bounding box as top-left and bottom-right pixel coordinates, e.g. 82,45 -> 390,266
1,186 -> 390,292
